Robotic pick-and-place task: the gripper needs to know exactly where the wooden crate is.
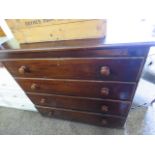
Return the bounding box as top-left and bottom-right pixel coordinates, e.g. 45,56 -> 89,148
6,19 -> 107,44
6,19 -> 89,29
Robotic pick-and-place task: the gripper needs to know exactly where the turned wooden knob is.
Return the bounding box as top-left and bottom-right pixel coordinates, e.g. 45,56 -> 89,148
101,119 -> 107,125
100,66 -> 110,76
101,87 -> 109,96
40,98 -> 46,104
48,111 -> 53,117
101,105 -> 108,112
18,66 -> 28,74
31,83 -> 38,90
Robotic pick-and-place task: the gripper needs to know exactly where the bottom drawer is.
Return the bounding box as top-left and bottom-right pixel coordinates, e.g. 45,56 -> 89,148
36,105 -> 126,128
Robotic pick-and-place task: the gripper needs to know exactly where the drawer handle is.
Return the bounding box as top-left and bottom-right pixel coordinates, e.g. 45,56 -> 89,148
18,65 -> 28,74
31,83 -> 38,90
48,111 -> 53,117
102,119 -> 107,125
101,105 -> 108,112
40,98 -> 46,104
100,66 -> 110,76
101,87 -> 109,96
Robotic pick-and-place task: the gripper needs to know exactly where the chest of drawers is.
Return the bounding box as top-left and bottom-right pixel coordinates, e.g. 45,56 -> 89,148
0,39 -> 154,128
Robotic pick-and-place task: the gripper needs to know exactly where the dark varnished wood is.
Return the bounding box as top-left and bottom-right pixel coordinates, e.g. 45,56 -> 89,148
1,38 -> 154,128
3,58 -> 143,82
16,78 -> 135,100
19,38 -> 155,50
36,105 -> 126,127
27,93 -> 130,116
0,47 -> 149,60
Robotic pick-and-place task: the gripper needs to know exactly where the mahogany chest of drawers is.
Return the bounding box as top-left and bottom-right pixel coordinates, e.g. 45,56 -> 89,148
0,39 -> 154,128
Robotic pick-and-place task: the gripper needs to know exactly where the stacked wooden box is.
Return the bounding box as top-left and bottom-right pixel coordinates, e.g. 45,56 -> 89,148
6,19 -> 107,44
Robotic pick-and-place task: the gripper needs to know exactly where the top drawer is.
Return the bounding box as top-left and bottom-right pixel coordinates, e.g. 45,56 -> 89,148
3,58 -> 143,82
0,47 -> 149,59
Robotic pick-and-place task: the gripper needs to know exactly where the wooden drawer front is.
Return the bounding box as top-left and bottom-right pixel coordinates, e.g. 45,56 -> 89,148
0,46 -> 149,59
28,93 -> 130,116
16,78 -> 135,100
36,105 -> 126,127
4,58 -> 143,82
